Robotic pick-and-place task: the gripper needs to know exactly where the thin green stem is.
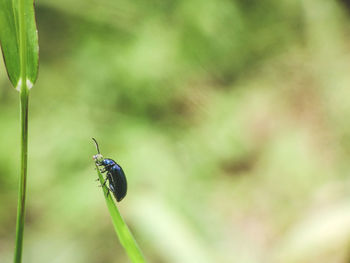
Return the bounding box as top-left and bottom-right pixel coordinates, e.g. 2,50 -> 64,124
95,165 -> 146,263
14,0 -> 29,261
14,89 -> 29,263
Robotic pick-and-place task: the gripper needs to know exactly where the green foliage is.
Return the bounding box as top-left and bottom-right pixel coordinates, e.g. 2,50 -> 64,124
0,0 -> 38,88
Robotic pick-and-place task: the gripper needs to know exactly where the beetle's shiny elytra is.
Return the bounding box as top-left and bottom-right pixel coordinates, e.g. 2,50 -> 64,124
92,138 -> 127,202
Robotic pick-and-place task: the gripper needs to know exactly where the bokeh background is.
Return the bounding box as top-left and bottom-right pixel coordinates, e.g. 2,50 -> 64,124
1,0 -> 350,262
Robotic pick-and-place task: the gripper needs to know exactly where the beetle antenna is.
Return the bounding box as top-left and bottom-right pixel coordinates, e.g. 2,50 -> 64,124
92,138 -> 100,154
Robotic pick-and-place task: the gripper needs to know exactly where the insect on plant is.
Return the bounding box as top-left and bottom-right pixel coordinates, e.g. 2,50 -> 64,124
92,138 -> 128,202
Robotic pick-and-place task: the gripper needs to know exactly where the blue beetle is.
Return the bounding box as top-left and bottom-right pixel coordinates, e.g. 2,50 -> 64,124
92,138 -> 127,202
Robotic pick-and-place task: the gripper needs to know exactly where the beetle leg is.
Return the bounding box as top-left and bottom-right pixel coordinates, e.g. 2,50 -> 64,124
104,184 -> 113,197
95,175 -> 107,181
105,174 -> 113,197
97,177 -> 107,186
102,179 -> 107,187
98,166 -> 106,172
98,183 -> 111,196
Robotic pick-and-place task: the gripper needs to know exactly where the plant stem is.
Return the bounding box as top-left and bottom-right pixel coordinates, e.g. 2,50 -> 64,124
95,165 -> 146,263
14,0 -> 29,260
14,89 -> 29,263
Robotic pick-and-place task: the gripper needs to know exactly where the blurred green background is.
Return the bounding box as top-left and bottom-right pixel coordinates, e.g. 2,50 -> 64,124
2,0 -> 350,262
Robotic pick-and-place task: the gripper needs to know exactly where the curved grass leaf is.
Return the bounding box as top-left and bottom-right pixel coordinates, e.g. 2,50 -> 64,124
0,1 -> 38,262
95,164 -> 146,263
0,0 -> 39,89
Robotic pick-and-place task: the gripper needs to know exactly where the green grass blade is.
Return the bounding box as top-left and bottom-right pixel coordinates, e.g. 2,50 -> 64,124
0,0 -> 39,89
0,0 -> 38,262
95,165 -> 146,263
